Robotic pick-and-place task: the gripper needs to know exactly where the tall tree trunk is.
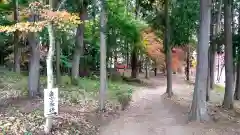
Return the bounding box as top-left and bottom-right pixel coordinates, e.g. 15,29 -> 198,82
164,0 -> 173,97
216,0 -> 223,82
131,0 -> 139,78
99,0 -> 107,111
71,7 -> 86,81
210,0 -> 222,89
209,2 -> 215,89
44,0 -> 55,133
28,33 -> 40,98
222,0 -> 233,109
189,0 -> 211,121
55,0 -> 61,85
234,6 -> 240,100
28,11 -> 40,98
13,0 -> 21,73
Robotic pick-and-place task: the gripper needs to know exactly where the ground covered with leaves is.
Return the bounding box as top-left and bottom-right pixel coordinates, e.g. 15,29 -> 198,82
0,70 -> 134,135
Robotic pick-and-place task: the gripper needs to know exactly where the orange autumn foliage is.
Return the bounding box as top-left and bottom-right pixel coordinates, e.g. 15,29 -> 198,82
142,28 -> 185,73
0,2 -> 81,33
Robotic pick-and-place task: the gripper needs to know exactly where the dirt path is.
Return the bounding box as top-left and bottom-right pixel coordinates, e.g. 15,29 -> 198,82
100,74 -> 240,135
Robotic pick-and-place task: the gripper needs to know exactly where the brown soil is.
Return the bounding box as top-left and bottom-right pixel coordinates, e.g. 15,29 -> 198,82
100,74 -> 240,135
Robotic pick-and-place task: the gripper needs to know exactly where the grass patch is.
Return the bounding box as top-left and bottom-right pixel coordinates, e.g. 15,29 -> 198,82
61,75 -> 134,109
0,71 -> 134,110
214,84 -> 225,92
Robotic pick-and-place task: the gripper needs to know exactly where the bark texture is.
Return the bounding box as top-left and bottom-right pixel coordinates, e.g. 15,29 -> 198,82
189,0 -> 211,122
131,47 -> 138,78
222,0 -> 233,109
28,33 -> 40,98
164,0 -> 173,97
99,0 -> 107,111
13,0 -> 21,73
71,7 -> 86,81
234,62 -> 240,100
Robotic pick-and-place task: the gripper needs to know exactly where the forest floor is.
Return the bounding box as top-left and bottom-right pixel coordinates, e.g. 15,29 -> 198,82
2,70 -> 240,135
0,70 -> 135,135
100,73 -> 240,135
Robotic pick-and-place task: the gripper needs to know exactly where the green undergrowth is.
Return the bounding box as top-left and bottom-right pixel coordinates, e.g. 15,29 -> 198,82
214,84 -> 225,93
0,71 -> 134,109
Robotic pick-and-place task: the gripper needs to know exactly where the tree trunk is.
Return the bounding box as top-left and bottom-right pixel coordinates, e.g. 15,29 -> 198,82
139,55 -> 143,73
206,46 -> 211,101
145,56 -> 149,79
154,61 -> 157,76
13,0 -> 21,73
234,6 -> 240,100
186,46 -> 190,80
56,40 -> 61,84
114,50 -> 117,70
216,0 -> 223,82
131,47 -> 138,78
71,8 -> 86,81
189,0 -> 211,122
44,21 -> 55,134
131,0 -> 139,79
209,5 -> 215,89
126,42 -> 129,67
164,0 -> 173,97
222,0 -> 233,109
99,0 -> 107,111
234,62 -> 240,100
44,0 -> 56,132
28,33 -> 40,98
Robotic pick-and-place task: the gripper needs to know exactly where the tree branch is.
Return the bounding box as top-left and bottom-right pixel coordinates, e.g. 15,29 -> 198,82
57,0 -> 67,11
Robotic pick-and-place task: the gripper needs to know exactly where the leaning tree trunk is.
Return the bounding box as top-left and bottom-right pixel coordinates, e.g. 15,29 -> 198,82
222,0 -> 234,109
13,0 -> 21,73
189,0 -> 211,122
71,8 -> 86,82
99,0 -> 107,111
164,0 -> 173,97
28,33 -> 40,98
